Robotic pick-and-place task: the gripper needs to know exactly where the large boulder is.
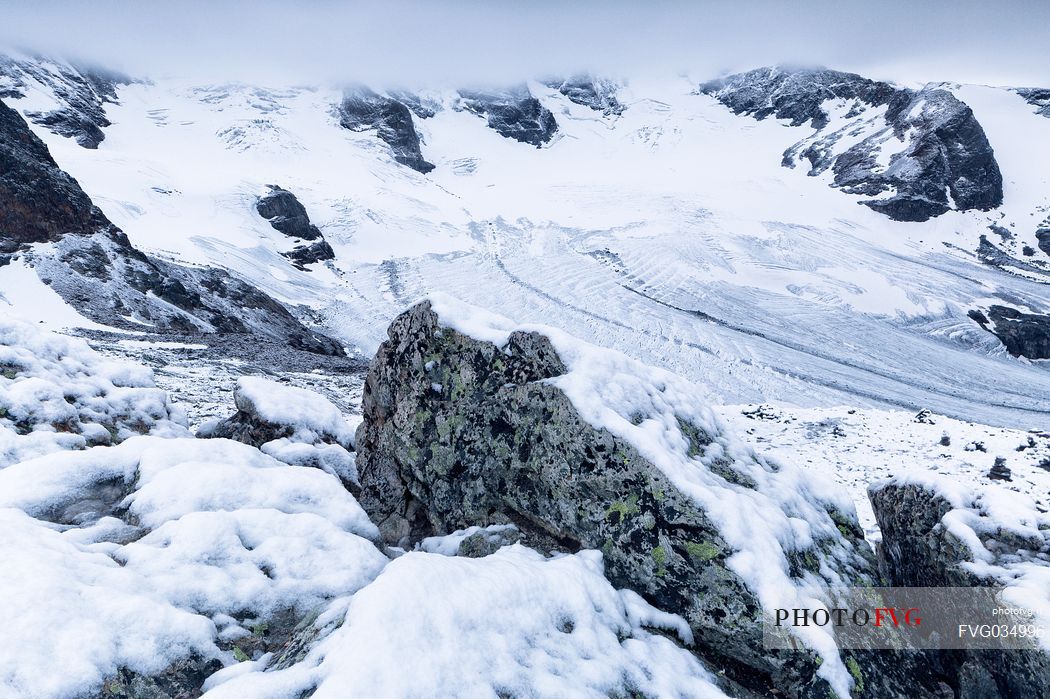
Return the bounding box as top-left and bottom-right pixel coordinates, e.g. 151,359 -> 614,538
870,475 -> 1050,698
355,296 -> 947,698
200,376 -> 358,488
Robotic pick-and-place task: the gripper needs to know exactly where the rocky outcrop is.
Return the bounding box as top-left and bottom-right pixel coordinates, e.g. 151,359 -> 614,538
0,97 -> 109,253
355,298 -> 952,699
701,67 -> 1003,222
870,477 -> 1050,699
0,55 -> 130,148
700,67 -> 897,130
545,75 -> 624,115
1036,216 -> 1050,256
255,185 -> 335,268
201,376 -> 358,488
1017,88 -> 1050,118
977,305 -> 1050,359
338,86 -> 434,173
256,185 -> 322,240
457,85 -> 558,146
0,95 -> 342,354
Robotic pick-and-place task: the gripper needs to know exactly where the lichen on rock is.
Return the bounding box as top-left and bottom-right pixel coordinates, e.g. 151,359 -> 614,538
355,295 -> 892,697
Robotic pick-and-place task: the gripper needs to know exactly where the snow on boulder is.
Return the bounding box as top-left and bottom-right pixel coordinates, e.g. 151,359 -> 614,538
200,376 -> 358,487
0,436 -> 385,698
870,474 -> 1050,697
0,316 -> 187,468
200,546 -> 727,699
355,295 -> 902,698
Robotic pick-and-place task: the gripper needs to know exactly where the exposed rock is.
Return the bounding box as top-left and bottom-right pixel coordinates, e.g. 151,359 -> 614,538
203,376 -> 354,449
701,67 -> 1003,222
1017,88 -> 1050,118
0,97 -> 109,253
545,75 -> 624,115
1036,216 -> 1050,256
256,185 -> 322,241
285,239 -> 335,268
201,376 -> 358,488
988,456 -> 1012,481
457,85 -> 559,146
255,185 -> 335,268
700,66 -> 897,130
914,408 -> 936,424
0,95 -> 342,354
870,477 -> 1050,699
386,89 -> 438,120
338,86 -> 434,173
355,298 -> 949,698
100,656 -> 224,699
0,55 -> 130,148
981,305 -> 1050,359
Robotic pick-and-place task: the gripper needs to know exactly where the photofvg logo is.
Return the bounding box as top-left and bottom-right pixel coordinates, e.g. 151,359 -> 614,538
763,587 -> 1048,651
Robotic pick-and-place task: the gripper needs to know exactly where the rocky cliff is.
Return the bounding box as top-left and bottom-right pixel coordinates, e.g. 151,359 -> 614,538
701,67 -> 1003,222
338,86 -> 434,173
0,97 -> 341,354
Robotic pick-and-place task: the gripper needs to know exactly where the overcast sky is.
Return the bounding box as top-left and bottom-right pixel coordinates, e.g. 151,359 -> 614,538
2,0 -> 1048,87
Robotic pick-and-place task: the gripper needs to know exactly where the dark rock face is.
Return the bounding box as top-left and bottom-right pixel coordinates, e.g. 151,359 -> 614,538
285,239 -> 335,268
702,67 -> 1003,222
700,67 -> 897,130
256,185 -> 322,240
386,89 -> 438,120
0,95 -> 342,354
0,56 -> 130,148
981,305 -> 1050,359
355,301 -> 955,698
0,98 -> 110,253
458,86 -> 559,146
870,481 -> 1050,699
545,75 -> 624,115
1017,88 -> 1050,118
1036,216 -> 1050,256
255,185 -> 335,269
338,86 -> 434,173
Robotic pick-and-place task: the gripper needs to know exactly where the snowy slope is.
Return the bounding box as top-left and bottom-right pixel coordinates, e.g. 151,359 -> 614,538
4,60 -> 1050,428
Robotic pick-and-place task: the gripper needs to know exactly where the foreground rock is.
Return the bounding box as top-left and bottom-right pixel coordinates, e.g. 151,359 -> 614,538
201,376 -> 358,488
871,475 -> 1050,698
701,67 -> 1003,222
355,296 -> 949,698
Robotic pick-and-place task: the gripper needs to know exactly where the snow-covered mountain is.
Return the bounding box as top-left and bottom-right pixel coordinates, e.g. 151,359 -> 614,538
3,50 -> 1050,699
3,54 -> 1049,429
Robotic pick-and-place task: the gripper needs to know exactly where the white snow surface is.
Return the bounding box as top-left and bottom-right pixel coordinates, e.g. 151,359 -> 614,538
716,404 -> 1050,543
0,316 -> 187,469
0,436 -> 385,699
7,65 -> 1050,428
234,376 -> 355,445
201,546 -> 725,699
